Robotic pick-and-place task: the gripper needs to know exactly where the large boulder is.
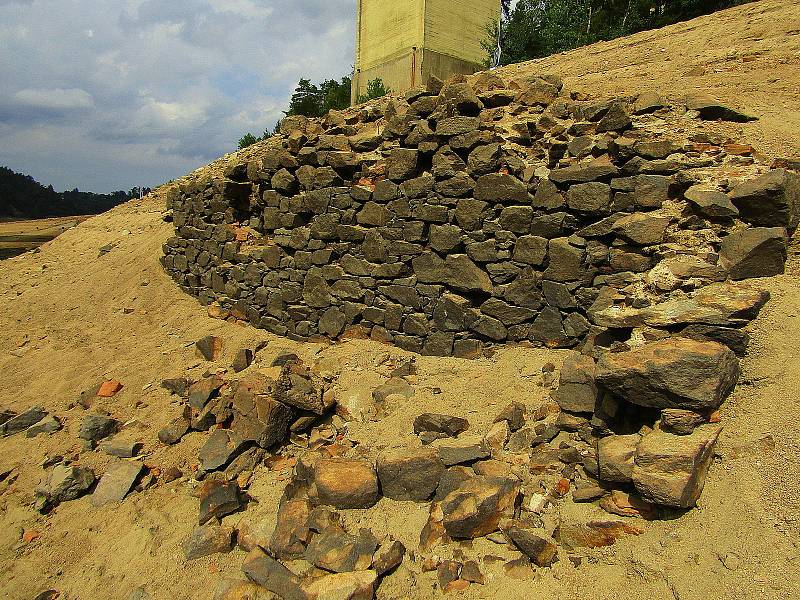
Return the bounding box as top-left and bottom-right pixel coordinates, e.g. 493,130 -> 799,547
719,227 -> 787,280
595,338 -> 740,411
632,425 -> 722,508
377,447 -> 445,501
551,353 -> 599,413
597,434 -> 641,483
441,476 -> 519,539
314,459 -> 379,509
728,169 -> 799,230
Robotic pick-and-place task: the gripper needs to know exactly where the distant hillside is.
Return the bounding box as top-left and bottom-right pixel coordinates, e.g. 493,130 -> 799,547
0,166 -> 130,220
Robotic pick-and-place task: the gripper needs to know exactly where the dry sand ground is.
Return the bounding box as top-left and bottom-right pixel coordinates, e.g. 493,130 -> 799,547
1,1 -> 800,598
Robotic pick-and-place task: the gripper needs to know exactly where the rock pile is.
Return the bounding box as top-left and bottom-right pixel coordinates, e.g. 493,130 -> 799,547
162,73 -> 797,358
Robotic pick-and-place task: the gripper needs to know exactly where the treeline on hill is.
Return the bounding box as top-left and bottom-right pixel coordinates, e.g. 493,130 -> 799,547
491,0 -> 753,65
238,75 -> 389,150
0,166 -> 144,220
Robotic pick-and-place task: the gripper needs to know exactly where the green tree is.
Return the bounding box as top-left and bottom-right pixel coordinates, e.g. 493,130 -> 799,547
238,133 -> 259,150
285,78 -> 324,117
491,0 -> 752,67
356,78 -> 390,104
320,76 -> 353,113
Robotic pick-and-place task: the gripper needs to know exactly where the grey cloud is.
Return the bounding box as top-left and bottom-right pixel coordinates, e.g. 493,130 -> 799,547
0,0 -> 357,192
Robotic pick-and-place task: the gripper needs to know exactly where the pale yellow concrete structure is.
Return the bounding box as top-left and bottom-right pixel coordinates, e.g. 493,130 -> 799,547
352,0 -> 499,103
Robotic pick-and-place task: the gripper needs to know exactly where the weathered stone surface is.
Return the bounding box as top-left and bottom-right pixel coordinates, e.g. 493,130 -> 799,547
269,497 -> 313,558
78,414 -> 118,442
232,349 -> 254,373
551,353 -> 598,413
372,538 -> 406,576
199,480 -> 242,525
212,579 -> 271,600
556,520 -> 643,550
441,82 -> 483,115
597,434 -> 640,483
566,182 -> 611,214
199,429 -> 247,471
596,338 -> 740,411
158,417 -> 190,445
305,527 -> 378,572
642,282 -> 769,327
196,335 -> 223,361
504,523 -> 558,566
188,375 -> 223,410
632,425 -> 722,508
612,212 -> 670,245
301,570 -> 378,600
551,156 -> 620,185
36,464 -> 95,508
25,415 -> 62,438
100,439 -> 142,458
474,173 -> 528,203
387,148 -> 419,181
276,361 -> 331,415
513,235 -> 548,265
413,413 -> 469,437
729,169 -> 799,230
413,253 -> 493,293
597,103 -> 632,132
680,324 -> 750,357
720,227 -> 787,280
633,91 -> 666,114
377,447 -> 444,501
437,439 -> 490,466
242,548 -> 306,600
1,406 -> 46,437
183,523 -> 234,560
684,185 -> 739,219
91,460 -> 143,506
660,409 -> 707,435
314,459 -> 379,509
543,238 -> 584,282
441,476 -> 519,539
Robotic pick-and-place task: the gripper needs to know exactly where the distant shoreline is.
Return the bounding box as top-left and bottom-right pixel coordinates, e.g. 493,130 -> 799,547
0,215 -> 89,260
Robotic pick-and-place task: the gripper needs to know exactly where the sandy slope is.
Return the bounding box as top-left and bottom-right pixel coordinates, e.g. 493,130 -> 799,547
1,1 -> 799,598
499,0 -> 800,161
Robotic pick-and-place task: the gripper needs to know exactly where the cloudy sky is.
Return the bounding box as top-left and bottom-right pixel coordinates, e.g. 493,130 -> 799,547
0,0 -> 357,192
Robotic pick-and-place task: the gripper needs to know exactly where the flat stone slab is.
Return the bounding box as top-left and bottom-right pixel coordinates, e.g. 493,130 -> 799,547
91,460 -> 143,506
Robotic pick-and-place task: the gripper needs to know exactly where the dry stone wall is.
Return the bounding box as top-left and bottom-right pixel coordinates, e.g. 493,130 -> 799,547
162,73 -> 798,358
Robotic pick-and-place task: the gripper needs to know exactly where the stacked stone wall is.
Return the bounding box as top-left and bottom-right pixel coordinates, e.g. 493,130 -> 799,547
162,74 -> 797,357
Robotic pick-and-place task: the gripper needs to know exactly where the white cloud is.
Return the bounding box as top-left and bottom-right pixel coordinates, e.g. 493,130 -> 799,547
0,0 -> 357,192
13,87 -> 95,111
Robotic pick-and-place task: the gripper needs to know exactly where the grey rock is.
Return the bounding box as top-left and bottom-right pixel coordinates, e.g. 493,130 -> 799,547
101,439 -> 142,458
377,447 -> 445,501
199,429 -> 248,471
25,415 -> 61,438
684,186 -> 739,219
91,460 -> 143,506
720,227 -> 787,280
1,406 -> 47,437
78,414 -> 118,442
633,425 -> 722,508
729,169 -> 799,230
183,523 -> 234,560
551,353 -> 599,413
199,480 -> 242,525
414,413 -> 469,437
685,95 -> 757,122
596,338 -> 740,411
